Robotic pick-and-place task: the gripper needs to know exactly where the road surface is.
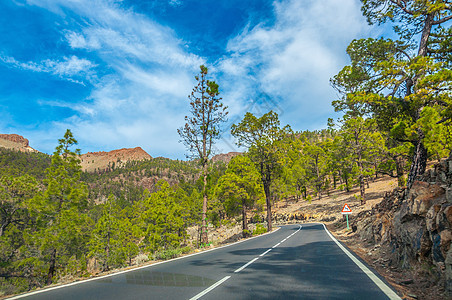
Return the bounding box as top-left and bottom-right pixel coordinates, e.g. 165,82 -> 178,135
10,223 -> 401,300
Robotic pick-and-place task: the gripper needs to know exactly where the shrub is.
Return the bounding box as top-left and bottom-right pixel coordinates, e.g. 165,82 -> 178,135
253,224 -> 267,235
135,253 -> 149,265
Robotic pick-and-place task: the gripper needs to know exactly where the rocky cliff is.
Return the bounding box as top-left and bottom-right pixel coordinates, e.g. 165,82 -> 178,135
0,134 -> 37,152
80,147 -> 152,172
211,152 -> 241,164
352,154 -> 452,296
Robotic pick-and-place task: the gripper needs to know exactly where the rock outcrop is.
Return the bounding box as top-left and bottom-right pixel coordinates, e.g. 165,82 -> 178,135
210,152 -> 241,164
0,134 -> 37,152
80,147 -> 152,172
352,154 -> 452,295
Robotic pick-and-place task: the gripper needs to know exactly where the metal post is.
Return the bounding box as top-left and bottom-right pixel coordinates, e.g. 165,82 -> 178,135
346,214 -> 349,230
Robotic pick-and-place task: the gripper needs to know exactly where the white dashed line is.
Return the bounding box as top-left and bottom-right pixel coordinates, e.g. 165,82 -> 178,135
234,257 -> 259,273
260,249 -> 272,257
188,224 -> 303,299
189,276 -> 231,300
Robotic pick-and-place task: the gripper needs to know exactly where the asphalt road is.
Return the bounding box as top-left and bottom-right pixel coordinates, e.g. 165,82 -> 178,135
11,223 -> 401,300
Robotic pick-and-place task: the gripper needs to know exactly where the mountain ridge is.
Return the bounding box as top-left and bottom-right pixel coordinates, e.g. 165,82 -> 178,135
0,133 -> 239,172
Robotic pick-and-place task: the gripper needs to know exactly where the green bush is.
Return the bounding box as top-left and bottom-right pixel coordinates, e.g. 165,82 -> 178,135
152,246 -> 191,260
253,224 -> 267,235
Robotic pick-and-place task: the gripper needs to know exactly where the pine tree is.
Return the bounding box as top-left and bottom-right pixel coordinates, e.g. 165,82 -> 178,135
178,65 -> 228,245
27,129 -> 90,285
332,1 -> 452,188
231,111 -> 291,231
215,155 -> 264,236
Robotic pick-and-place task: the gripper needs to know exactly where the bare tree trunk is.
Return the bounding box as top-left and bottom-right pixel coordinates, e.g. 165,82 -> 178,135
201,163 -> 208,244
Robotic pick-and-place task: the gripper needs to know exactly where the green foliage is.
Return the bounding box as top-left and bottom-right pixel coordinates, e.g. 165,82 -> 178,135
215,155 -> 264,233
133,180 -> 189,252
25,130 -> 91,285
0,148 -> 50,179
231,111 -> 292,231
152,246 -> 191,261
253,224 -> 267,236
332,0 -> 452,187
88,195 -> 139,271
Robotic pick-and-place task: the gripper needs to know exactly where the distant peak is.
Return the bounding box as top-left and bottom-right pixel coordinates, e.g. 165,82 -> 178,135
0,133 -> 38,153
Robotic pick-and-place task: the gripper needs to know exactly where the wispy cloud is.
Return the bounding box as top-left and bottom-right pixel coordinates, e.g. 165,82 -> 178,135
15,0 -> 205,157
168,0 -> 183,8
218,0 -> 369,132
0,54 -> 96,84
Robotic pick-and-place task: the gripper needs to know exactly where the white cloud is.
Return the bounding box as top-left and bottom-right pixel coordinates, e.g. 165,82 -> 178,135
218,0 -> 370,133
13,0 -> 372,158
17,0 -> 205,157
0,54 -> 95,84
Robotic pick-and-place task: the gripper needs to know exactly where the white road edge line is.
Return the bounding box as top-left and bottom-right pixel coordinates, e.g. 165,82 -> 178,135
272,242 -> 281,248
259,249 -> 272,257
234,257 -> 259,273
189,276 -> 231,300
321,223 -> 401,300
8,228 -> 281,300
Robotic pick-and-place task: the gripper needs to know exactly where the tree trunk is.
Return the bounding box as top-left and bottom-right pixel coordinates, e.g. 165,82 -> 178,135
46,249 -> 57,285
395,156 -> 405,187
333,173 -> 337,189
201,163 -> 208,244
264,182 -> 272,232
344,173 -> 350,192
418,13 -> 434,57
242,204 -> 248,236
0,221 -> 7,237
360,175 -> 366,205
407,139 -> 428,188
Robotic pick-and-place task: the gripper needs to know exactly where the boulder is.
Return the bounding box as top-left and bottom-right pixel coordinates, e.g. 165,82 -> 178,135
408,181 -> 445,216
446,247 -> 452,294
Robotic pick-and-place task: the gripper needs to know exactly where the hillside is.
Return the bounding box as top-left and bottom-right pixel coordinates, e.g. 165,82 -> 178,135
80,147 -> 152,172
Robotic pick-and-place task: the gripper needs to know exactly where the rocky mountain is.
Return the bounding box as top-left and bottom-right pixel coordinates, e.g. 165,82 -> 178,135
0,134 -> 37,152
211,152 -> 242,164
80,147 -> 152,172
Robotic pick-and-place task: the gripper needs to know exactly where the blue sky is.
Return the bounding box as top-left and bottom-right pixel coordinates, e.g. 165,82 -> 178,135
0,0 -> 384,159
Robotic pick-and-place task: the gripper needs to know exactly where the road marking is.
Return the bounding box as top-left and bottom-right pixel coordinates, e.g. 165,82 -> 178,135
190,224 -> 302,299
321,224 -> 401,300
234,257 -> 259,273
259,249 -> 272,257
189,276 -> 231,300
